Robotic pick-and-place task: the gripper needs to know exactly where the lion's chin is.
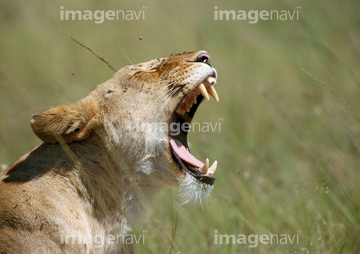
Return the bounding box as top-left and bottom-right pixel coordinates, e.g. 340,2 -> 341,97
179,173 -> 214,204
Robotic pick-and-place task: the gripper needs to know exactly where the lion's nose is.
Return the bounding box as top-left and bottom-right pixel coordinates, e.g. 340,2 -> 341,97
196,52 -> 211,66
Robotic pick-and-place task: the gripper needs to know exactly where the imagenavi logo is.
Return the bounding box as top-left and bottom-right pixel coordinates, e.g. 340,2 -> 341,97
60,6 -> 147,24
214,230 -> 300,248
214,6 -> 301,24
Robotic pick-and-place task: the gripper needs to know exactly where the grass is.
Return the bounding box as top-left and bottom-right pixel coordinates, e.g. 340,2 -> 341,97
1,0 -> 360,253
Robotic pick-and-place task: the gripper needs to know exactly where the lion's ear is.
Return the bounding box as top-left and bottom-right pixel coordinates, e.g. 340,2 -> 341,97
30,98 -> 99,144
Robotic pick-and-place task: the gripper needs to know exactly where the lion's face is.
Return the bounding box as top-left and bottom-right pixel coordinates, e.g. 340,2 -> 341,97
31,50 -> 219,204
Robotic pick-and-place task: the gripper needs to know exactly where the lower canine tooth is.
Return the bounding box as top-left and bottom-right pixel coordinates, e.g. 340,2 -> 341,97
206,86 -> 219,102
201,158 -> 209,174
197,83 -> 209,100
208,160 -> 218,174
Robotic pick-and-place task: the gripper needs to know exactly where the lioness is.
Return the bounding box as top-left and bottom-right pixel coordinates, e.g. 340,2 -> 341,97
0,51 -> 219,253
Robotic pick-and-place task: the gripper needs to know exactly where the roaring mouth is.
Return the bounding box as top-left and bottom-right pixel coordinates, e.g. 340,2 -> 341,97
169,73 -> 219,185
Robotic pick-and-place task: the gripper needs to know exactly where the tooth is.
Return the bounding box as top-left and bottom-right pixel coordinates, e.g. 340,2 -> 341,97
185,100 -> 192,112
201,158 -> 209,174
197,83 -> 209,100
206,76 -> 217,85
176,108 -> 185,115
208,160 -> 218,175
206,86 -> 219,102
188,103 -> 194,112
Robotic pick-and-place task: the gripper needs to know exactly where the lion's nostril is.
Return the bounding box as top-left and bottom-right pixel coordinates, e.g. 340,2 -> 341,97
196,52 -> 211,66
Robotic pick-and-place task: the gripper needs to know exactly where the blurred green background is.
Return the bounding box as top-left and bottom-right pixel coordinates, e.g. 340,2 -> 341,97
1,0 -> 360,253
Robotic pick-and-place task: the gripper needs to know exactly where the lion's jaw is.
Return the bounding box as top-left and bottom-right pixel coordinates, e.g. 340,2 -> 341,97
91,51 -> 219,204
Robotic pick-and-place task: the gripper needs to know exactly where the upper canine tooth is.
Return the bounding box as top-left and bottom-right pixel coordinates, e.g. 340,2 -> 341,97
208,160 -> 218,175
201,158 -> 209,174
206,76 -> 217,85
197,83 -> 209,100
206,86 -> 219,102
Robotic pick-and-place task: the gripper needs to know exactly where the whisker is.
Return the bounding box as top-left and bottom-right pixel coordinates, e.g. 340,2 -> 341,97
145,82 -> 176,110
158,86 -> 181,114
149,81 -> 175,103
144,78 -> 184,118
137,81 -> 172,112
147,79 -> 181,106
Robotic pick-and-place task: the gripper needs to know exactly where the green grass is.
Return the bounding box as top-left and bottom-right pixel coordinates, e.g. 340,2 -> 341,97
1,0 -> 360,253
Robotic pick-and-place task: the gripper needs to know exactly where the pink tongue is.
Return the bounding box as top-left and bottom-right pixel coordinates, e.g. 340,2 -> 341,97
170,138 -> 204,169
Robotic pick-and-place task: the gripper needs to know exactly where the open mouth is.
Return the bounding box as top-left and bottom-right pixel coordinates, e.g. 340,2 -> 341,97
169,73 -> 219,185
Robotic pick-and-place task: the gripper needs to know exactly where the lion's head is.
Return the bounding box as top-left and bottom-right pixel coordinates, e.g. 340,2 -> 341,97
30,50 -> 219,204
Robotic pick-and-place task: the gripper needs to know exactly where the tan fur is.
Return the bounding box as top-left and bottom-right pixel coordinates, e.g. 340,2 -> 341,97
0,51 -> 216,253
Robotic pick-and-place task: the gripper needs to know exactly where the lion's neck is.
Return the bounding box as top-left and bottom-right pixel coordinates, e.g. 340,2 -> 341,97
71,139 -> 163,234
